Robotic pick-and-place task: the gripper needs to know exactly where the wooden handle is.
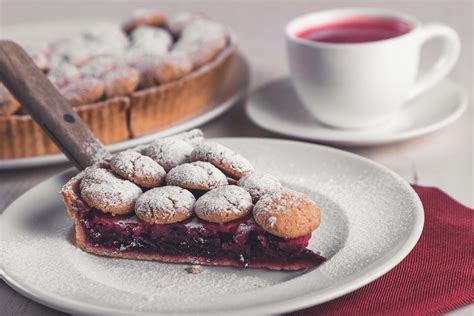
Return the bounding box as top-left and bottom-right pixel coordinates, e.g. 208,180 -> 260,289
0,40 -> 108,170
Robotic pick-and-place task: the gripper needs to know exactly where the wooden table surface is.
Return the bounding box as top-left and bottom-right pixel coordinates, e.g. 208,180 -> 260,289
0,1 -> 472,315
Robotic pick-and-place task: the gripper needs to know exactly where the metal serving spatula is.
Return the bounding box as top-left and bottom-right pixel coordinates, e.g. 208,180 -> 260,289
0,40 -> 108,170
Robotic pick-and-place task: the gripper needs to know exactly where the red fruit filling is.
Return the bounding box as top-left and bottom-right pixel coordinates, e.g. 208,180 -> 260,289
80,209 -> 325,268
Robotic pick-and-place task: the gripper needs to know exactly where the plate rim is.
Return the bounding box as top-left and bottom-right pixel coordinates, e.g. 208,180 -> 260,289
0,137 -> 425,315
0,20 -> 249,170
246,77 -> 468,146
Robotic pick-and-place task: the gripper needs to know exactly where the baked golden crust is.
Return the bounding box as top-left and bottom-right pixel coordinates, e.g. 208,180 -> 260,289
0,97 -> 130,159
0,84 -> 20,116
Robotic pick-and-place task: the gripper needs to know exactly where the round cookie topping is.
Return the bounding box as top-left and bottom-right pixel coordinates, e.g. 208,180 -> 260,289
190,141 -> 254,179
166,161 -> 227,191
102,67 -> 140,98
135,186 -> 195,224
143,137 -> 195,171
109,150 -> 166,188
0,84 -> 20,116
60,78 -> 105,107
253,190 -> 321,239
238,173 -> 282,202
130,26 -> 172,56
79,167 -> 142,215
194,185 -> 253,223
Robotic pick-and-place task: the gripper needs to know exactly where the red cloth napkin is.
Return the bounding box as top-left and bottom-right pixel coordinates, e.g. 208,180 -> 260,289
290,185 -> 473,316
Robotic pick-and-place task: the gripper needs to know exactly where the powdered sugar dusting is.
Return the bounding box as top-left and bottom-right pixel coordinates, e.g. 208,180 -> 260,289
191,141 -> 254,176
80,55 -> 118,78
47,62 -> 80,87
82,140 -> 110,163
267,216 -> 277,228
238,173 -> 282,202
175,19 -> 226,48
135,186 -> 195,223
166,161 -> 227,189
109,150 -> 165,188
143,138 -> 195,171
24,11 -> 229,100
130,26 -> 172,56
184,217 -> 204,229
172,128 -> 204,145
194,186 -> 252,222
79,167 -> 142,212
167,12 -> 202,35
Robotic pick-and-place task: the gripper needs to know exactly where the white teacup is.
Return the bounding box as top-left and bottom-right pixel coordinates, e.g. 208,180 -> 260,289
286,8 -> 460,129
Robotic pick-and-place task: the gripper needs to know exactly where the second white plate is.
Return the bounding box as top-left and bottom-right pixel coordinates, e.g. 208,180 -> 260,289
1,138 -> 424,315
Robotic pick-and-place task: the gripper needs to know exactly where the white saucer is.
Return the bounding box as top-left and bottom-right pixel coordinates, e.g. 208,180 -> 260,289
246,77 -> 467,146
0,138 -> 424,315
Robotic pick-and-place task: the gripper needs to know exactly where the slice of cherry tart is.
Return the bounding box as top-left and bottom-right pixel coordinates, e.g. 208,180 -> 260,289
61,130 -> 325,270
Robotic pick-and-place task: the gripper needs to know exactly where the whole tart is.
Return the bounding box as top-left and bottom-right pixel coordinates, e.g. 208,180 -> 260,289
0,9 -> 235,159
61,130 -> 326,271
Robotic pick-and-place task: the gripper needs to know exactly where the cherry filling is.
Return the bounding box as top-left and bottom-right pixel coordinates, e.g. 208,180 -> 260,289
80,209 -> 325,267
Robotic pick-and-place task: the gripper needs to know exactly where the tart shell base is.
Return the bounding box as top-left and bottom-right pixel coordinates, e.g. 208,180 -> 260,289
0,97 -> 130,159
75,239 -> 319,271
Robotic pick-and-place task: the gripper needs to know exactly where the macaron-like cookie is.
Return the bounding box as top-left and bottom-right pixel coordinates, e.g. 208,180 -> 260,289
253,190 -> 321,239
195,185 -> 253,223
166,161 -> 227,191
190,141 -> 254,179
102,67 -> 139,98
79,167 -> 142,215
238,173 -> 282,203
60,78 -> 104,107
136,51 -> 193,86
47,62 -> 81,88
135,186 -> 195,224
109,150 -> 166,188
143,137 -> 195,171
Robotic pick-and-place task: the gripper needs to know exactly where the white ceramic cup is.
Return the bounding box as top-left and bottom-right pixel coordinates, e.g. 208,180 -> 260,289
286,8 -> 460,129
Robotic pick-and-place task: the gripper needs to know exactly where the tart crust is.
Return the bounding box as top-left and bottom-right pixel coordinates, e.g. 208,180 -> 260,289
0,97 -> 129,159
0,41 -> 235,159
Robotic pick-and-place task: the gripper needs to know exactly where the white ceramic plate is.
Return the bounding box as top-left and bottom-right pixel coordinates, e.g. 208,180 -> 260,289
0,138 -> 424,315
0,20 -> 249,170
246,77 -> 467,146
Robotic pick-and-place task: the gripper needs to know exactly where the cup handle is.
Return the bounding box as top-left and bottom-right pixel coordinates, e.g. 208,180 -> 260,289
407,23 -> 460,100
